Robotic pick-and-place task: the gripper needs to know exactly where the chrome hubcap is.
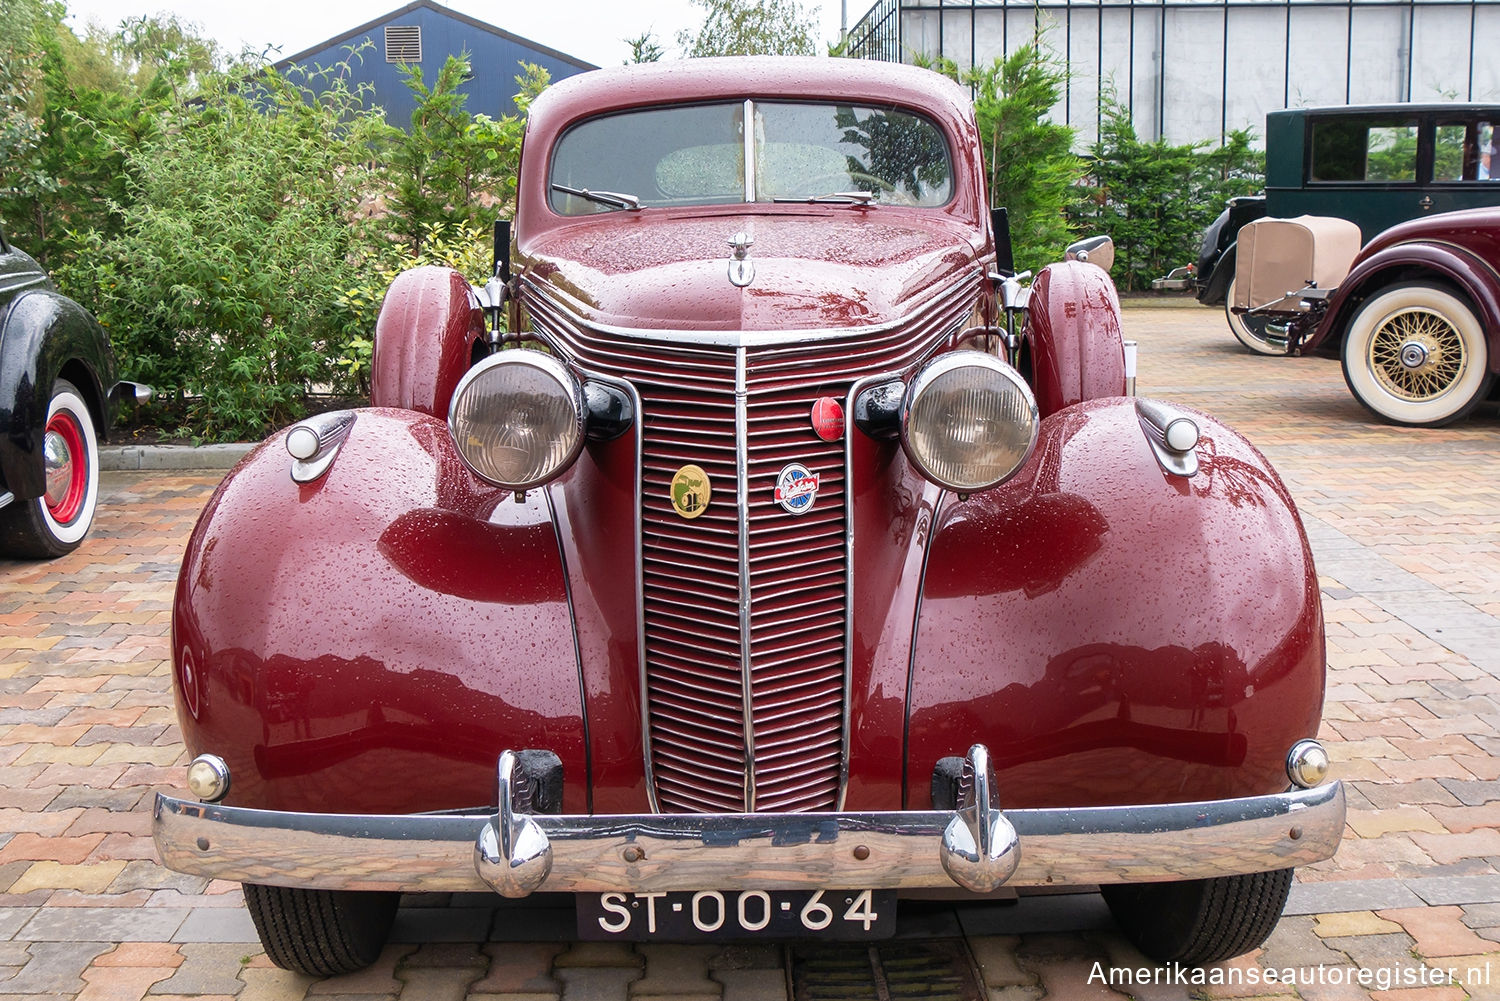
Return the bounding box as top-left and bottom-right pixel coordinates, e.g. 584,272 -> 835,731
1369,308 -> 1464,401
43,430 -> 73,507
1398,341 -> 1429,370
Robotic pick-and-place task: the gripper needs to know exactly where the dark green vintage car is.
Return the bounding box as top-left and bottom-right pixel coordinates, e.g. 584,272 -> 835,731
1179,104 -> 1500,353
0,230 -> 147,558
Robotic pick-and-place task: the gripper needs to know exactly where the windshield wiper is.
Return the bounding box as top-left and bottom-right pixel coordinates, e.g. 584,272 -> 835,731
552,183 -> 641,210
771,191 -> 876,205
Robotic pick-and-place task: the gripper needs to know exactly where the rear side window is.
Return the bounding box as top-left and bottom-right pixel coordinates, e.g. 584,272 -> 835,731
1435,118 -> 1497,181
1309,120 -> 1418,182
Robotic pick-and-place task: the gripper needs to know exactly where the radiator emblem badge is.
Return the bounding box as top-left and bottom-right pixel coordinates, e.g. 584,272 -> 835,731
670,464 -> 711,519
774,463 -> 819,515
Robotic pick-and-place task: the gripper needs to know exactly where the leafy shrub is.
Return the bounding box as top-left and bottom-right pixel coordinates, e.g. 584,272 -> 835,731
916,45 -> 1083,270
63,62 -> 389,441
1074,98 -> 1263,291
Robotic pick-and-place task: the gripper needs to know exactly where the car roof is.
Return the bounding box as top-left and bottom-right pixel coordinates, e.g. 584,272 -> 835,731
525,56 -> 975,139
1269,103 -> 1499,118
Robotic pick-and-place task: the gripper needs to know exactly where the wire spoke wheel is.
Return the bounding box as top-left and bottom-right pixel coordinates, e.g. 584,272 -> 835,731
1367,307 -> 1466,401
1341,283 -> 1493,427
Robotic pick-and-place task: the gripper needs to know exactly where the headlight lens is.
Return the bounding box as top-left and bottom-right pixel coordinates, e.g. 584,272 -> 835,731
448,350 -> 586,489
902,352 -> 1038,492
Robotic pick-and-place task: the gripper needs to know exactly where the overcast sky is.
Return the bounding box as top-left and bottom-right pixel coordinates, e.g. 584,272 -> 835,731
63,0 -> 859,69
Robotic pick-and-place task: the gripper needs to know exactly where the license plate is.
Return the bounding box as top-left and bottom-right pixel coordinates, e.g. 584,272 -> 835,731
576,889 -> 897,941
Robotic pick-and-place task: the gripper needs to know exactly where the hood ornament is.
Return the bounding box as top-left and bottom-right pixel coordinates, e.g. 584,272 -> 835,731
727,232 -> 754,288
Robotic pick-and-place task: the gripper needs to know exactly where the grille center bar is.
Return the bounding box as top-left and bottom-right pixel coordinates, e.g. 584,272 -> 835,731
735,346 -> 757,811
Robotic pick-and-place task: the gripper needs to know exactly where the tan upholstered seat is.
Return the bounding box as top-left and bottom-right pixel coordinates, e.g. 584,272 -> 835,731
1233,216 -> 1362,311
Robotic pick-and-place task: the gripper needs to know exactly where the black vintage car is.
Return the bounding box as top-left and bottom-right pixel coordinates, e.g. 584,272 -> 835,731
1170,104 -> 1500,353
0,230 -> 145,557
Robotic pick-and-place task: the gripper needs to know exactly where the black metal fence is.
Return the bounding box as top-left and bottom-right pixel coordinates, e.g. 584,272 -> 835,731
846,0 -> 1500,146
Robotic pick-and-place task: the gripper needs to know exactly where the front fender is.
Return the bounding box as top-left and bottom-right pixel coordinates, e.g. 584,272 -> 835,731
0,289 -> 115,498
171,408 -> 588,815
1307,241 -> 1500,363
1024,261 -> 1126,418
907,399 -> 1323,808
371,266 -> 486,418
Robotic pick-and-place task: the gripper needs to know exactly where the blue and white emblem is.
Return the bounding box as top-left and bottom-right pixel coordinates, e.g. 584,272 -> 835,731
773,463 -> 820,515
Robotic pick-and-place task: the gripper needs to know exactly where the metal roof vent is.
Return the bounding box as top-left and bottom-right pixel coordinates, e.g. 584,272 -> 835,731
384,25 -> 421,63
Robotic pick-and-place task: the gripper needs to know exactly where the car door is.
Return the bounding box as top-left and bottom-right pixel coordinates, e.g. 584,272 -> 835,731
1426,111 -> 1500,215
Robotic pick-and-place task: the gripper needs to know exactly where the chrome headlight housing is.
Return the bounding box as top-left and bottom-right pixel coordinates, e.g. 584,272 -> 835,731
902,351 -> 1038,492
448,350 -> 586,490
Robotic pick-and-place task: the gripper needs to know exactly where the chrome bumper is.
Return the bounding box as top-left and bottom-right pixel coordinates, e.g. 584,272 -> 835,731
152,745 -> 1344,896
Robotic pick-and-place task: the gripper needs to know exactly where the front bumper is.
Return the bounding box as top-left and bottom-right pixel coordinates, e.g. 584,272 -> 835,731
152,745 -> 1344,896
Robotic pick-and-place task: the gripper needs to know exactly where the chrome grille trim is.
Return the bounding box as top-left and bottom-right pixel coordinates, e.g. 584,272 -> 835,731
523,268 -> 983,813
735,347 -> 756,810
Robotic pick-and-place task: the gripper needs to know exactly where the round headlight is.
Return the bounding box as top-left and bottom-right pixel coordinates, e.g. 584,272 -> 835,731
448,350 -> 586,489
902,352 -> 1038,492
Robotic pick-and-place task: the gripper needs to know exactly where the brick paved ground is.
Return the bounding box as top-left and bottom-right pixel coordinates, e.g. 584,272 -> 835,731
1,303 -> 1497,1000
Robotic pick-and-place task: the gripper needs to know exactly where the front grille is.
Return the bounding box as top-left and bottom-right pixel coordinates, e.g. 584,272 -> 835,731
528,273 -> 979,811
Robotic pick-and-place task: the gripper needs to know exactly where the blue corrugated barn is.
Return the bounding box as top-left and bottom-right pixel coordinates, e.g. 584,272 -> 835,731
275,0 -> 596,127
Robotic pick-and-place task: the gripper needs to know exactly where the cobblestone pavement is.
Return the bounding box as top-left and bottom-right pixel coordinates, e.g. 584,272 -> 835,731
2,304 -> 1498,1000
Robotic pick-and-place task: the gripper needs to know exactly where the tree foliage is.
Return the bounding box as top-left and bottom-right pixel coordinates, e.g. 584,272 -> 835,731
677,0 -> 819,57
625,32 -> 664,64
1075,96 -> 1263,291
918,45 -> 1082,269
384,54 -> 537,255
61,62 -> 390,439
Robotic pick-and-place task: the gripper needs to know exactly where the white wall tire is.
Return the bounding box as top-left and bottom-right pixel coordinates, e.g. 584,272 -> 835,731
1341,283 -> 1493,427
1225,274 -> 1286,356
0,379 -> 100,558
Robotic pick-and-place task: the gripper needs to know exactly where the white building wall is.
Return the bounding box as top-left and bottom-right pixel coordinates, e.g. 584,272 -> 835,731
868,0 -> 1498,148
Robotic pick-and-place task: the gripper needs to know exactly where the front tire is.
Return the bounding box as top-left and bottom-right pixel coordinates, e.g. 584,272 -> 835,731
1341,282 -> 1493,427
1225,275 -> 1286,356
1102,868 -> 1293,966
0,378 -> 100,559
243,883 -> 398,976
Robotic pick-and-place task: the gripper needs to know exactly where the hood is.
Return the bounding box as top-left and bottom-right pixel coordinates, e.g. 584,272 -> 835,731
517,211 -> 984,332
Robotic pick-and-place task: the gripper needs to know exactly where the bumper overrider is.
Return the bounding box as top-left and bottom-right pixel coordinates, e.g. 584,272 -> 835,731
152,745 -> 1344,896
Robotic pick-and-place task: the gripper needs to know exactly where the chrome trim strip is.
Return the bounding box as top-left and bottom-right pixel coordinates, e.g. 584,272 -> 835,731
742,99 -> 756,204
522,274 -> 977,347
0,491 -> 12,511
542,484 -> 594,814
553,361 -> 656,815
838,369 -> 913,813
734,347 -> 756,811
153,779 -> 1345,895
0,274 -> 46,297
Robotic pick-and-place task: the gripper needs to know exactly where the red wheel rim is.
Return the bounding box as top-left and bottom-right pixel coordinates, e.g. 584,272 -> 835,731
43,410 -> 88,525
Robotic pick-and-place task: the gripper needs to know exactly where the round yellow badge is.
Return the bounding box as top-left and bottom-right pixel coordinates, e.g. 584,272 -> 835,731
670,464 -> 711,519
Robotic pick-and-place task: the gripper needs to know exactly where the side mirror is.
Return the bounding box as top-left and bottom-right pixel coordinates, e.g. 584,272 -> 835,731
493,218 -> 512,284
991,207 -> 1014,277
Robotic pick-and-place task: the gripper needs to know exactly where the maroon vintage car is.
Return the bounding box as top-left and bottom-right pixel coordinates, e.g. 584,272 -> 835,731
153,57 -> 1343,975
1231,206 -> 1500,426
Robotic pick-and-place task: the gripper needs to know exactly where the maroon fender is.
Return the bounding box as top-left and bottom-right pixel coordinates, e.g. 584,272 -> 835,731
171,408 -> 589,815
906,398 -> 1324,809
371,266 -> 486,417
1025,261 -> 1127,418
1304,240 -> 1500,363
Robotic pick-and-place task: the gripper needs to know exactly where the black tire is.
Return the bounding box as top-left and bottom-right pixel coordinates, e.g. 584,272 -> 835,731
0,378 -> 100,559
1101,868 -> 1293,966
1224,274 -> 1286,356
243,883 -> 398,976
1340,281 -> 1493,427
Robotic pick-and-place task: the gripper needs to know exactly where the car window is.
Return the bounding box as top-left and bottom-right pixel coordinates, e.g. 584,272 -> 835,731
549,100 -> 953,214
1435,119 -> 1498,181
1308,120 -> 1418,182
753,103 -> 953,206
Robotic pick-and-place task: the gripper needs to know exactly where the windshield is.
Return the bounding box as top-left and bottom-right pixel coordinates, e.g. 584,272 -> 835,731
549,100 -> 954,214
